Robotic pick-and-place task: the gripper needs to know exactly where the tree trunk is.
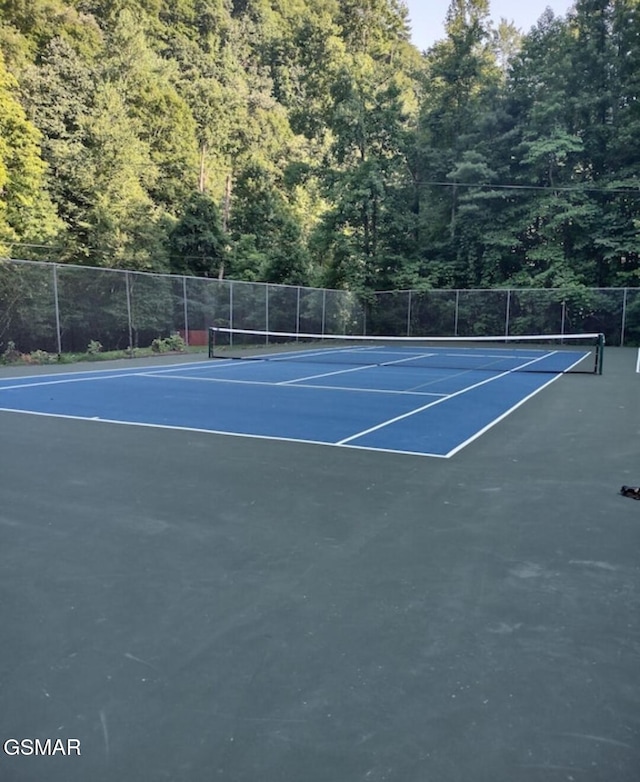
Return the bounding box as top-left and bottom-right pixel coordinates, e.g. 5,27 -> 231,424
199,143 -> 206,193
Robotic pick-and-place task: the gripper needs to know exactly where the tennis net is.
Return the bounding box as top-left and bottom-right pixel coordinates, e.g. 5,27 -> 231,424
208,327 -> 605,375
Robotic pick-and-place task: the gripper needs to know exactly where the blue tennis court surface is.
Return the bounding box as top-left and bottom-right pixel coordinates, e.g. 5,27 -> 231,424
0,345 -> 590,457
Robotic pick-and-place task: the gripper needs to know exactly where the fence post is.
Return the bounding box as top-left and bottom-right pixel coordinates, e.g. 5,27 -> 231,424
229,281 -> 234,346
505,289 -> 511,337
125,271 -> 133,352
52,264 -> 62,355
182,276 -> 189,347
296,286 -> 301,338
321,289 -> 326,336
407,290 -> 412,337
265,285 -> 270,344
621,288 -> 628,347
454,290 -> 460,336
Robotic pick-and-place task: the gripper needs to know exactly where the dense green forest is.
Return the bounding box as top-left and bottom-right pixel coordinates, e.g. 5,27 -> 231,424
0,0 -> 639,293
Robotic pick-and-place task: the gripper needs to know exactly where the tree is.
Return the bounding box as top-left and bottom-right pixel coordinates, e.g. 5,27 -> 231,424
229,162 -> 310,283
0,51 -> 61,253
104,10 -> 199,209
1,0 -> 637,294
502,2 -> 640,287
416,0 -> 501,285
81,80 -> 167,268
313,0 -> 420,291
169,191 -> 228,277
19,36 -> 97,259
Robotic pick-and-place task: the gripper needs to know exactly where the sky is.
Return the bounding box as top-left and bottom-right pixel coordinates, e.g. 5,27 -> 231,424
404,1 -> 576,52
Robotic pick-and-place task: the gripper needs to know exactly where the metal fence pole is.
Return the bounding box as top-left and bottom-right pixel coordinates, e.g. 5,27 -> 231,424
505,289 -> 511,337
621,288 -> 628,346
454,290 -> 460,336
182,276 -> 189,347
52,264 -> 62,355
321,289 -> 326,336
407,290 -> 412,337
229,281 -> 234,346
265,285 -> 269,344
296,286 -> 301,337
125,271 -> 133,351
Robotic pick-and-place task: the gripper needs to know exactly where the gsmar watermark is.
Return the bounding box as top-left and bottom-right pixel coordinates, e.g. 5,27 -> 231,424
3,738 -> 81,756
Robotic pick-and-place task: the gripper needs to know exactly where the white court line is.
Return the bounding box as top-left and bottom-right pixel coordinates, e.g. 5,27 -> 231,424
445,374 -> 564,457
276,349 -> 563,385
405,365 -> 483,392
276,363 -> 383,384
219,344 -> 378,364
0,407 -> 448,458
0,348 -> 590,460
0,373 -> 137,392
0,359 -> 220,388
137,371 -> 446,397
446,351 -> 591,456
337,350 -> 561,445
0,358 -> 272,391
276,351 -> 452,385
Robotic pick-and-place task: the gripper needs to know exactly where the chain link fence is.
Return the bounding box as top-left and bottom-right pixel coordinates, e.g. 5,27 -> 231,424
1,258 -> 638,355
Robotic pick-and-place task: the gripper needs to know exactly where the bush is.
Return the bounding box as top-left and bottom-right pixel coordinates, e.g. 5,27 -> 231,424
87,340 -> 103,355
151,334 -> 186,353
1,341 -> 21,364
28,349 -> 56,364
164,333 -> 186,352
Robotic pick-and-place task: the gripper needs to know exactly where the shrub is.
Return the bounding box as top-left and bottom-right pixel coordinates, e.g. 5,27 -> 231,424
87,340 -> 103,355
1,341 -> 21,364
151,334 -> 186,353
29,350 -> 55,364
164,333 -> 186,352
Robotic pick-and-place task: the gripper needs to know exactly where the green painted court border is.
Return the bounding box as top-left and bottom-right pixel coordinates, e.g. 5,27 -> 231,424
0,347 -> 638,782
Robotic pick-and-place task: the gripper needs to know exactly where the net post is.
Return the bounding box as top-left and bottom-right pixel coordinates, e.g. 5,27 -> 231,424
596,333 -> 605,375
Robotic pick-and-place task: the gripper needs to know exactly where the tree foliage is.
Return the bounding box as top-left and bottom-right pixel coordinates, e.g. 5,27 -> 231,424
0,0 -> 637,292
0,50 -> 61,251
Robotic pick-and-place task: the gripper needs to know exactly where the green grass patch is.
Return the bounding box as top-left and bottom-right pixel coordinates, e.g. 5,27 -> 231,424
2,344 -> 207,366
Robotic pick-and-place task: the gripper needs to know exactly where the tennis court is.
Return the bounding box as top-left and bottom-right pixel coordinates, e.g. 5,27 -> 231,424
0,332 -> 604,458
1,340 -> 639,782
